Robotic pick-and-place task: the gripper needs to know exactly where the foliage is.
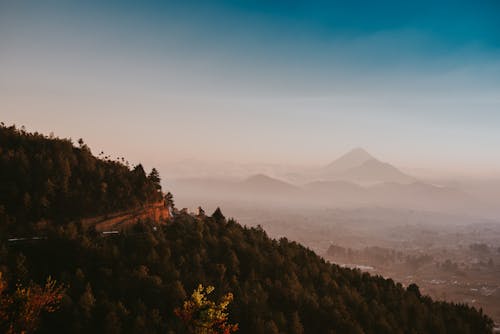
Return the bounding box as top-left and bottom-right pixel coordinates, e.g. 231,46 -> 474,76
211,208 -> 225,222
0,123 -> 162,234
0,215 -> 493,333
0,272 -> 65,334
175,284 -> 238,334
165,192 -> 175,209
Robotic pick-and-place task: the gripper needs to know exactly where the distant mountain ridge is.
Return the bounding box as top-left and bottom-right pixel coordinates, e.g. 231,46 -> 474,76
169,148 -> 488,215
241,174 -> 300,193
173,171 -> 476,214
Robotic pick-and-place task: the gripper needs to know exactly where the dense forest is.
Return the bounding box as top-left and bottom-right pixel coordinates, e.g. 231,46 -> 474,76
0,124 -> 494,333
1,214 -> 493,333
0,124 -> 162,234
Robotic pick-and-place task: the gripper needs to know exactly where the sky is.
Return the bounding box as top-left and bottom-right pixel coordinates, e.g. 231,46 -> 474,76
1,1 -> 500,176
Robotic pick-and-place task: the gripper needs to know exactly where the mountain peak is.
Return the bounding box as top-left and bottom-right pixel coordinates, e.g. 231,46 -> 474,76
320,148 -> 417,184
343,147 -> 374,160
324,147 -> 375,172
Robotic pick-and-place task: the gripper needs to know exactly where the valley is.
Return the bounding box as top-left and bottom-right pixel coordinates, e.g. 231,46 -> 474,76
169,148 -> 500,326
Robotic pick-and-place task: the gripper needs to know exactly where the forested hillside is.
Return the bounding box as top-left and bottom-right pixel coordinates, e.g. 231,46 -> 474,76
0,214 -> 493,333
0,124 -> 162,234
0,125 -> 494,333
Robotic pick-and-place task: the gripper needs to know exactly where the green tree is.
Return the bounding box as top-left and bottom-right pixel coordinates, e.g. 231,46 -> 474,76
165,192 -> 175,210
148,168 -> 162,191
79,283 -> 96,319
175,284 -> 238,334
211,208 -> 225,222
407,283 -> 421,299
289,312 -> 304,334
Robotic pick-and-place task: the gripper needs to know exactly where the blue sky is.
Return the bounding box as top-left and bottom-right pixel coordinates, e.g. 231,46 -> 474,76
1,1 -> 500,174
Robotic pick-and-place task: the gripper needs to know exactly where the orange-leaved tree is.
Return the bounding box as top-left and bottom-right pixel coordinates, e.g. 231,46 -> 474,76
0,271 -> 65,334
175,284 -> 238,334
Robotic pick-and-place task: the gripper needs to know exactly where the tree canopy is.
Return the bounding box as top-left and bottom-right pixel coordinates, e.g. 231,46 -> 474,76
0,214 -> 493,333
0,123 -> 162,234
175,284 -> 238,334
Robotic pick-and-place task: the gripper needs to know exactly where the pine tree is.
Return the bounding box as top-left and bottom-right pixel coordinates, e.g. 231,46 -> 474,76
212,207 -> 225,222
148,168 -> 161,191
165,192 -> 175,209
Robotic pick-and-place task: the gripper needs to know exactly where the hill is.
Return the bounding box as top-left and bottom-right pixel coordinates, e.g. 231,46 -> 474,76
241,174 -> 300,193
1,213 -> 494,333
0,124 -> 163,234
171,174 -> 301,205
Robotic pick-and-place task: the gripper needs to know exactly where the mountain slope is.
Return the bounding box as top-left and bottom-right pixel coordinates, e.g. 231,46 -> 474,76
0,124 -> 163,234
1,214 -> 493,333
338,159 -> 416,184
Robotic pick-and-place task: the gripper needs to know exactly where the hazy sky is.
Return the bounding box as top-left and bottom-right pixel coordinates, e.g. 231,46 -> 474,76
1,1 -> 500,175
